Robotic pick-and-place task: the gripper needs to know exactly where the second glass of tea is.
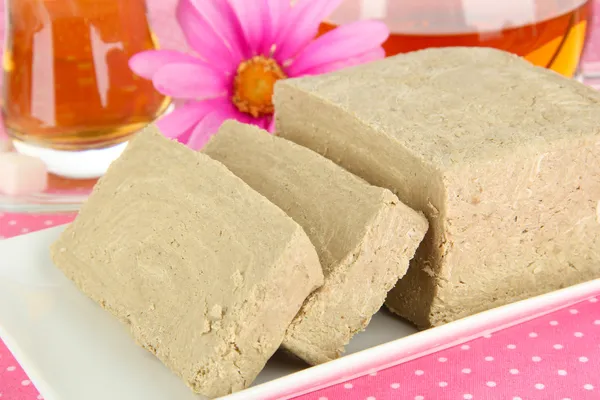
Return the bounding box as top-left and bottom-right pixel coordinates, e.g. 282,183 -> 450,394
2,0 -> 170,179
321,0 -> 590,78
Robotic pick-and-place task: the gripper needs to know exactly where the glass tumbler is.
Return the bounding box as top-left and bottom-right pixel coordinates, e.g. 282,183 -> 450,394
2,0 -> 170,179
320,0 -> 590,78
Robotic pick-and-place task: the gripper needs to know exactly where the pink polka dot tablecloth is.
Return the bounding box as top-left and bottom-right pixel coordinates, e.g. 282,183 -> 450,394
294,299 -> 600,400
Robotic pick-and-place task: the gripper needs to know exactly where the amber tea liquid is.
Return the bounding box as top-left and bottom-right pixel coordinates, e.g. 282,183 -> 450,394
2,0 -> 170,150
319,0 -> 590,77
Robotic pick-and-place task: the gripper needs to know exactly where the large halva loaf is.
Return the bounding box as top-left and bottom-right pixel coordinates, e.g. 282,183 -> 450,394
50,126 -> 324,398
274,47 -> 600,328
203,121 -> 428,365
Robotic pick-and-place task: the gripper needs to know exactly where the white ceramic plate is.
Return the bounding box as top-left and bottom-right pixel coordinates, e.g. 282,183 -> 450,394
0,226 -> 416,400
1,227 -> 599,400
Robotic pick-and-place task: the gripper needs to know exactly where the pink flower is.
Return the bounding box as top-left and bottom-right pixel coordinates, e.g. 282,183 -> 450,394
130,0 -> 389,149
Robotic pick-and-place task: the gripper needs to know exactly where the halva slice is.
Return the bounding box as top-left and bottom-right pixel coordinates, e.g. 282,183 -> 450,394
203,121 -> 428,364
50,126 -> 324,398
274,47 -> 600,328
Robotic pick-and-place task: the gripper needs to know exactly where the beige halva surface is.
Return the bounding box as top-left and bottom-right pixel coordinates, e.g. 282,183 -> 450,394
203,121 -> 428,365
50,127 -> 324,398
275,47 -> 600,328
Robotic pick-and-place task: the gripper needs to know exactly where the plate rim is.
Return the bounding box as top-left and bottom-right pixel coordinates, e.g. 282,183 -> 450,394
224,279 -> 600,399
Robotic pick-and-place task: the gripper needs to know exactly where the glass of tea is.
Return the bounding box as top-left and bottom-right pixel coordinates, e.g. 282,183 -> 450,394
320,0 -> 590,78
2,0 -> 170,179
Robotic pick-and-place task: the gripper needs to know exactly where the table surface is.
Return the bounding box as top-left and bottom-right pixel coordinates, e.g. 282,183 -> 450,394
2,0 -> 600,399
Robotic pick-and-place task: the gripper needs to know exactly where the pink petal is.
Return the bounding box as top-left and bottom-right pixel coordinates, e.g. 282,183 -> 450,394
152,63 -> 229,99
177,0 -> 241,71
187,0 -> 249,58
229,0 -> 266,55
187,111 -> 234,150
266,117 -> 275,133
287,20 -> 389,76
261,0 -> 291,54
129,50 -> 199,80
274,0 -> 343,63
232,111 -> 256,126
185,99 -> 272,148
247,116 -> 268,130
259,116 -> 272,130
176,124 -> 197,145
300,47 -> 386,75
156,101 -> 217,139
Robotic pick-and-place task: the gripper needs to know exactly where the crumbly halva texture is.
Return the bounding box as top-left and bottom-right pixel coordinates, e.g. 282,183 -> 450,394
274,47 -> 600,328
203,121 -> 428,365
50,126 -> 324,398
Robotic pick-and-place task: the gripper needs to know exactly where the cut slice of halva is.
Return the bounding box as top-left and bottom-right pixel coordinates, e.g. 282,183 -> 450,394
50,126 -> 324,398
203,121 -> 428,365
274,47 -> 600,328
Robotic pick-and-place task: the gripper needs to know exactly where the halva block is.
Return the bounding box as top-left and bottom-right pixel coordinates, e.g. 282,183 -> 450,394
274,47 -> 600,328
204,121 -> 428,364
50,126 -> 324,397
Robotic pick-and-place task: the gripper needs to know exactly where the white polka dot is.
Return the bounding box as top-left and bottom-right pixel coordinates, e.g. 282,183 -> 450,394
529,332 -> 538,338
532,356 -> 542,362
369,370 -> 377,376
563,398 -> 572,400
318,397 -> 328,400
415,396 -> 424,400
558,370 -> 568,376
390,383 -> 400,389
439,381 -> 448,387
461,344 -> 470,350
43,220 -> 53,226
514,397 -> 523,400
584,384 -> 594,390
535,383 -> 545,390
550,320 -> 559,326
462,368 -> 471,374
485,356 -> 494,361
8,220 -> 16,226
590,297 -> 598,303
20,228 -> 29,233
438,357 -> 448,362
574,332 -> 584,338
510,369 -> 519,375
415,370 -> 424,376
366,397 -> 376,400
21,380 -> 31,386
483,333 -> 493,338
463,395 -> 473,400
594,320 -> 600,325
507,344 -> 517,349
344,383 -> 353,389
5,366 -> 15,372
569,309 -> 579,314
579,356 -> 589,363
554,344 -> 564,350
486,381 -> 497,387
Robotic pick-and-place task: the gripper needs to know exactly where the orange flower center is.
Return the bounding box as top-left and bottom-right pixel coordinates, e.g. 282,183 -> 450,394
232,56 -> 287,118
